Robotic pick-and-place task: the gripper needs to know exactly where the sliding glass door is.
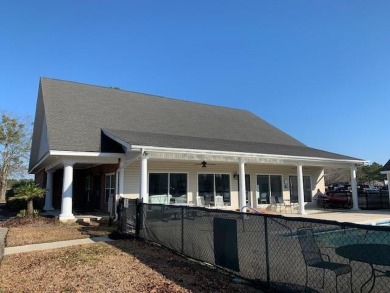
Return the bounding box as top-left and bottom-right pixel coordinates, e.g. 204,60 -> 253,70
289,176 -> 312,203
256,175 -> 282,205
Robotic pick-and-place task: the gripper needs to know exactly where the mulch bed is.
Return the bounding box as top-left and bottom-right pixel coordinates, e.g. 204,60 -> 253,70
0,216 -> 261,293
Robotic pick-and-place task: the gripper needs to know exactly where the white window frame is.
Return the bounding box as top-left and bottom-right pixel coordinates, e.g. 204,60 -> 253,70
288,174 -> 313,203
197,173 -> 232,206
105,173 -> 116,203
148,172 -> 189,204
85,176 -> 92,202
255,173 -> 283,206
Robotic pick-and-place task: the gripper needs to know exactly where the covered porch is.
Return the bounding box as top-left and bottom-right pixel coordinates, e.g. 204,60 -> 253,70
34,147 -> 363,222
33,151 -> 124,221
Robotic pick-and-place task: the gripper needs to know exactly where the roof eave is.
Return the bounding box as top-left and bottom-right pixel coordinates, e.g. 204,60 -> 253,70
131,144 -> 366,167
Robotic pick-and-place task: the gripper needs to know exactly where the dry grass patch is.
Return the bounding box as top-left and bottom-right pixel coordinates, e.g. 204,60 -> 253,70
1,217 -> 116,247
0,240 -> 260,293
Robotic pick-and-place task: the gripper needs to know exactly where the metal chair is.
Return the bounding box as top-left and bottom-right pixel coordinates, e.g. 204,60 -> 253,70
270,196 -> 284,212
260,192 -> 268,204
214,195 -> 224,208
297,228 -> 352,292
196,196 -> 205,207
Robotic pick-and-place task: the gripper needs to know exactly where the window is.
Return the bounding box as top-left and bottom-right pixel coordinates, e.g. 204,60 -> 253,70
256,175 -> 282,204
85,176 -> 92,202
149,173 -> 168,195
149,173 -> 187,204
105,173 -> 116,203
289,176 -> 312,203
198,174 -> 231,205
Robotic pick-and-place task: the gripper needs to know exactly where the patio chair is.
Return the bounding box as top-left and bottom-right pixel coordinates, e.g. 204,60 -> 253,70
260,192 -> 268,204
214,195 -> 224,208
196,196 -> 205,207
270,196 -> 284,212
297,228 -> 352,293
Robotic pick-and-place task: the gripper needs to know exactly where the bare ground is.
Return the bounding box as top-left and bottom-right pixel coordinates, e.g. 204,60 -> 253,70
0,217 -> 261,293
1,217 -> 116,247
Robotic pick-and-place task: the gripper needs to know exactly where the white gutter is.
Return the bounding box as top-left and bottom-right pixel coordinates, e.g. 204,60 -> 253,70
49,150 -> 125,158
29,150 -> 125,174
130,145 -> 366,165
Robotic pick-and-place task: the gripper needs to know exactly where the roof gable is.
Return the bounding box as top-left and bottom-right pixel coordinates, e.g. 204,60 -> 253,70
40,78 -> 305,151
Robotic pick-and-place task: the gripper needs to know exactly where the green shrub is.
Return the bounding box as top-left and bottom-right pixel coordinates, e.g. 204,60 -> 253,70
6,187 -> 27,211
16,209 -> 40,218
6,180 -> 44,212
16,209 -> 27,218
33,209 -> 40,217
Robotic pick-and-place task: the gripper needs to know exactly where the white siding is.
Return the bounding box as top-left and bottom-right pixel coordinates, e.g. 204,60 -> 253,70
122,159 -> 325,210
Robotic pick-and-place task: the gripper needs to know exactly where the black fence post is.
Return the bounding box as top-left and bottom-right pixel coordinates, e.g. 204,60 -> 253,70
264,216 -> 270,286
135,199 -> 142,237
181,206 -> 184,254
380,190 -> 383,207
117,199 -> 122,233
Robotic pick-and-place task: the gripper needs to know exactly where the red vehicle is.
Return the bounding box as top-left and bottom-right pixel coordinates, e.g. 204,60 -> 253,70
318,192 -> 350,209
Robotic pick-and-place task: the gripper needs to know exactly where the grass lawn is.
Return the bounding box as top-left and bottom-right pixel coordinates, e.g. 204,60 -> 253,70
0,217 -> 260,293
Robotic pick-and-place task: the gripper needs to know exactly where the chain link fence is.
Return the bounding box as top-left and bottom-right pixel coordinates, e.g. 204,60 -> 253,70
119,200 -> 390,292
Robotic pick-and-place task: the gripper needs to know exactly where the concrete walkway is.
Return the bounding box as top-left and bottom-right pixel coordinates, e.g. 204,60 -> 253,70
3,236 -> 113,256
0,227 -> 8,258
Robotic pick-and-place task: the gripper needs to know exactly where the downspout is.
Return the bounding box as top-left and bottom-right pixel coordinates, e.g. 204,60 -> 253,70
114,168 -> 120,221
114,151 -> 143,221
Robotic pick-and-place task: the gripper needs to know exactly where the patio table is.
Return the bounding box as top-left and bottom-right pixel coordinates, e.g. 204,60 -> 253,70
335,244 -> 390,292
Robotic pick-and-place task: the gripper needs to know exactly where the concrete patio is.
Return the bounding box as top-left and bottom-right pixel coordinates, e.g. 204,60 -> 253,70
282,208 -> 390,225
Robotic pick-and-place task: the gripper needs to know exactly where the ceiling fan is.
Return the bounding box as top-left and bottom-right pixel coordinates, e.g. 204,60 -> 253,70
195,161 -> 216,168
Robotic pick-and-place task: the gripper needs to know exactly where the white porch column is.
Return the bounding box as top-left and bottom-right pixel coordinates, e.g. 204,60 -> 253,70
119,165 -> 125,197
239,159 -> 247,212
113,166 -> 125,220
351,165 -> 360,211
140,153 -> 149,203
59,161 -> 75,221
43,170 -> 54,211
387,174 -> 390,202
297,164 -> 306,215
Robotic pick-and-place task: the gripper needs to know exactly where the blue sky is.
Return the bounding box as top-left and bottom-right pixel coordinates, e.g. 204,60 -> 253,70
1,1 -> 389,165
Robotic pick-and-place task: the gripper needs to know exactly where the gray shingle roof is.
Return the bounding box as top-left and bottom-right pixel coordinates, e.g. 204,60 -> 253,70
29,77 -> 362,169
104,129 -> 360,160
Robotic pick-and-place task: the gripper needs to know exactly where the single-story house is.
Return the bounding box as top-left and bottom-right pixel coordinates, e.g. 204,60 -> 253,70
29,78 -> 365,221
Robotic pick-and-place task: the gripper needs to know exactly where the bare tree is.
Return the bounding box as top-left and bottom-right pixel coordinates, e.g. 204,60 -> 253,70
0,113 -> 31,201
324,168 -> 351,186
